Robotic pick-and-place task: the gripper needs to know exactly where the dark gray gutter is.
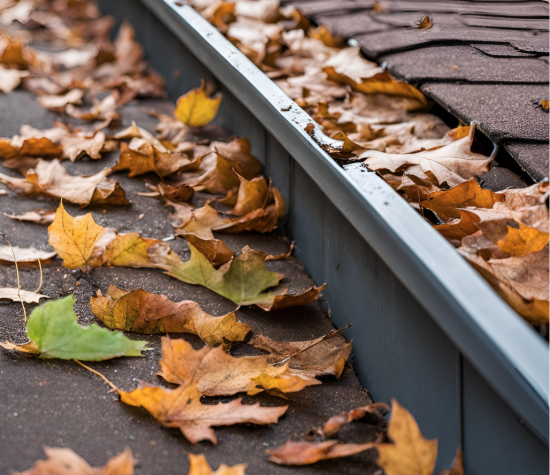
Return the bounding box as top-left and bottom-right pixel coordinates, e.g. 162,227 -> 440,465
139,0 -> 549,444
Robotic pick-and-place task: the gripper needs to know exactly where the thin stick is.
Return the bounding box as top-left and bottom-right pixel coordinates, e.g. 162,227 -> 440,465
73,359 -> 120,393
3,234 -> 27,322
35,258 -> 43,293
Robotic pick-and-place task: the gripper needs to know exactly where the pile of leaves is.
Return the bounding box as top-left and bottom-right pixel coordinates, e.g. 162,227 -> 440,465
183,0 -> 549,325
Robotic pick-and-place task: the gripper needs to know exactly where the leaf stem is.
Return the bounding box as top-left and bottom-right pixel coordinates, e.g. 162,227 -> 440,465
73,359 -> 120,393
35,258 -> 43,293
2,234 -> 28,322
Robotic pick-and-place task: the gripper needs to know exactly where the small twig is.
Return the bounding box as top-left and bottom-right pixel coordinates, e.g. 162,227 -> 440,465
35,258 -> 43,293
272,323 -> 352,366
3,234 -> 27,322
73,359 -> 120,393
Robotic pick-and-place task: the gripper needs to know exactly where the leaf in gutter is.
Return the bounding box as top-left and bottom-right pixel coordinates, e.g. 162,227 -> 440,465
249,330 -> 351,378
477,220 -> 549,257
322,402 -> 390,437
267,440 -> 378,466
0,288 -> 49,303
48,202 -> 105,269
1,295 -> 147,360
175,81 -> 222,128
158,336 -> 319,396
16,446 -> 135,475
188,454 -> 247,475
37,89 -> 84,112
90,286 -> 251,346
376,399 -> 438,475
120,380 -> 287,445
0,64 -> 29,93
4,209 -> 55,225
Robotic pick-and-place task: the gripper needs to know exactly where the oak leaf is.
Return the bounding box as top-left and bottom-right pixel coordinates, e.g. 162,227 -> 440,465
175,81 -> 221,128
48,201 -> 105,269
16,446 -> 135,475
120,381 -> 287,444
157,337 -> 320,396
267,440 -> 378,465
90,286 -> 251,346
0,295 -> 147,360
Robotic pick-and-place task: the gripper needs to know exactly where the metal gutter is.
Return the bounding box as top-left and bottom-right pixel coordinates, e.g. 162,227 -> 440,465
139,0 -> 549,444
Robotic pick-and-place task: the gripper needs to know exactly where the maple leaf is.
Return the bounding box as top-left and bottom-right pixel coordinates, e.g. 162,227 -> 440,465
24,159 -> 129,206
16,446 -> 135,475
0,288 -> 48,303
376,399 -> 438,475
322,48 -> 427,108
188,454 -> 247,475
0,245 -> 56,263
4,208 -> 55,225
90,286 -> 251,346
250,331 -> 352,378
48,201 -> 105,269
157,336 -> 320,396
267,440 -> 379,465
0,295 -> 147,360
175,81 -> 222,128
361,125 -> 495,188
120,380 -> 287,444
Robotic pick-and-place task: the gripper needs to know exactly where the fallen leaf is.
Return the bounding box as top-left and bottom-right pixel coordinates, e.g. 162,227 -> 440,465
322,402 -> 390,437
0,64 -> 29,92
267,440 -> 378,465
1,295 -> 147,360
440,448 -> 464,475
416,16 -> 432,29
0,245 -> 56,263
188,454 -> 247,475
361,125 -> 495,188
48,201 -> 105,269
376,399 -> 438,475
37,88 -> 84,112
16,446 -> 135,475
0,288 -> 49,303
90,286 -> 251,346
4,209 -> 56,225
249,330 -> 352,378
175,81 -> 222,128
120,381 -> 287,444
26,159 -> 130,207
477,220 -> 549,257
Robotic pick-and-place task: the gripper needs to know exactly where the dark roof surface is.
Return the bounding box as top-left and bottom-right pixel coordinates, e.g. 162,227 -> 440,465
288,0 -> 550,182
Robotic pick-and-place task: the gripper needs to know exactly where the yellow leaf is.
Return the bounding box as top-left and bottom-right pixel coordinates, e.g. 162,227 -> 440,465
376,399 -> 438,475
496,223 -> 549,257
174,81 -> 221,127
188,454 -> 247,475
48,202 -> 105,269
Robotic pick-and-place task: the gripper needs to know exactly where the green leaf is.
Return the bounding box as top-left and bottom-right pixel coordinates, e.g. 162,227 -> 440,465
26,295 -> 147,360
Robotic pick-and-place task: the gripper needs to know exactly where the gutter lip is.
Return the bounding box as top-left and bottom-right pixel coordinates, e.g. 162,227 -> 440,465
142,0 -> 549,444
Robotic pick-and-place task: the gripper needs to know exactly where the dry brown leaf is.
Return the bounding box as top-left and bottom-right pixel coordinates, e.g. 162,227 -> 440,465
376,399 -> 438,475
440,448 -> 464,475
188,454 -> 247,475
361,125 -> 495,188
0,245 -> 56,263
158,336 -> 320,396
90,286 -> 250,346
26,159 -> 129,207
0,64 -> 29,93
322,402 -> 390,437
16,446 -> 135,475
416,16 -> 432,29
120,380 -> 287,444
37,88 -> 84,112
4,209 -> 55,225
267,440 -> 378,465
250,330 -> 352,379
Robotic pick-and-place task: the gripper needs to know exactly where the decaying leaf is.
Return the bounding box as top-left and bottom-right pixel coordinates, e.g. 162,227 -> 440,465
267,439 -> 378,466
322,402 -> 390,437
188,454 -> 247,475
0,295 -> 147,360
16,446 -> 135,475
0,245 -> 56,263
0,288 -> 49,303
90,286 -> 251,346
376,399 -> 438,475
175,81 -> 222,128
158,336 -> 320,396
250,331 -> 352,378
48,202 -> 105,269
120,380 -> 287,444
4,209 -> 55,225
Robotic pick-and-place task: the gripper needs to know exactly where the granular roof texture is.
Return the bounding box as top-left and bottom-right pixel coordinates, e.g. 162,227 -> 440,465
286,0 -> 550,182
